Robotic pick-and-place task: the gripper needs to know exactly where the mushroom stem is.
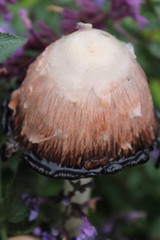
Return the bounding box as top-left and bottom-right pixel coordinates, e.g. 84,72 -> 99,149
64,178 -> 93,237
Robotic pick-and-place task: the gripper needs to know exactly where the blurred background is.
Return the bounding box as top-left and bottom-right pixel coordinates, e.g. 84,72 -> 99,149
0,0 -> 160,239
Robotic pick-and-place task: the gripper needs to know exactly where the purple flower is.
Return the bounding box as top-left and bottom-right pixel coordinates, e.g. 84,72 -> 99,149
29,207 -> 39,221
0,0 -> 17,21
60,0 -> 148,34
61,9 -> 78,34
150,149 -> 160,168
126,210 -> 146,221
33,228 -> 57,240
61,0 -> 105,34
19,9 -> 58,43
76,217 -> 97,240
33,226 -> 42,236
150,149 -> 160,160
21,193 -> 45,222
110,0 -> 149,28
62,197 -> 70,206
77,0 -> 103,14
102,222 -> 114,235
21,193 -> 31,205
95,0 -> 105,7
33,227 -> 59,240
102,210 -> 146,237
19,9 -> 32,32
51,228 -> 59,237
41,231 -> 55,240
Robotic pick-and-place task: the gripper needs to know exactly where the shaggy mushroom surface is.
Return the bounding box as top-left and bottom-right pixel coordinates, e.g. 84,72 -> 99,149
7,23 -> 158,178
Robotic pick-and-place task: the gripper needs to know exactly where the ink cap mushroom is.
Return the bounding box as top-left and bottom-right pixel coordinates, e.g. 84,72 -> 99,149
2,22 -> 159,179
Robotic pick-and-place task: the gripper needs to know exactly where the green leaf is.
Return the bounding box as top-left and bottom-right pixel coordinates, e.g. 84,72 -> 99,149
149,79 -> 160,110
0,198 -> 5,223
6,161 -> 33,224
0,32 -> 26,62
148,42 -> 160,59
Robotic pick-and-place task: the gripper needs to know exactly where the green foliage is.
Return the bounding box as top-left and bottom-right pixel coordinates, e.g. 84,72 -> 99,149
148,42 -> 160,59
94,162 -> 160,240
6,163 -> 32,224
0,33 -> 26,62
149,79 -> 160,109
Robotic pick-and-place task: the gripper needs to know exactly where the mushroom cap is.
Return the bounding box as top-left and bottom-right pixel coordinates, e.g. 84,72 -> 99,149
8,24 -> 158,178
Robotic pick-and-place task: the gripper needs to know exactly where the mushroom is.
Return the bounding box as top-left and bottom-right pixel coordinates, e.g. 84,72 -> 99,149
2,22 -> 159,178
1,22 -> 159,237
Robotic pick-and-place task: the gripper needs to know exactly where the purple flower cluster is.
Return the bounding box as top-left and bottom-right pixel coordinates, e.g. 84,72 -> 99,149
110,0 -> 149,28
21,193 -> 65,239
77,217 -> 97,240
20,180 -> 97,239
0,0 -> 17,21
33,227 -> 58,240
21,193 -> 44,221
103,210 -> 146,238
60,0 -> 148,33
61,0 -> 106,34
32,217 -> 97,240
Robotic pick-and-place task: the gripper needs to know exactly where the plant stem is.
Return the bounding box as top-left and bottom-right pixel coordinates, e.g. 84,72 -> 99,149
0,155 -> 2,199
0,155 -> 7,240
1,225 -> 7,240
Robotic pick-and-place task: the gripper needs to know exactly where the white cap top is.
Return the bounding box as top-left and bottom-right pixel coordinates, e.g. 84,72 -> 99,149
29,23 -> 136,103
